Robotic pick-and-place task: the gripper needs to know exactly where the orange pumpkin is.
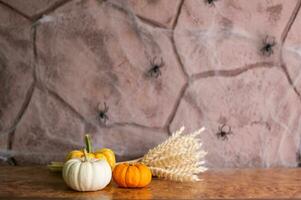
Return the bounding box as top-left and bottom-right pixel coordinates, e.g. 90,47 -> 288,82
113,163 -> 152,188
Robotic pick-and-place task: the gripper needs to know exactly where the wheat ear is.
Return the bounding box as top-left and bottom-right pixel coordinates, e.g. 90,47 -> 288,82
141,126 -> 207,182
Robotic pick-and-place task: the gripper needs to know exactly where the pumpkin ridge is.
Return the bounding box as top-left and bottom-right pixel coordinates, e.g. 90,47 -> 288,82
114,163 -> 129,187
86,162 -> 93,190
67,161 -> 77,188
78,162 -> 84,191
123,164 -> 130,188
136,163 -> 152,187
136,164 -> 144,187
133,165 -> 141,187
125,164 -> 140,187
63,159 -> 74,180
112,164 -> 122,186
71,161 -> 81,190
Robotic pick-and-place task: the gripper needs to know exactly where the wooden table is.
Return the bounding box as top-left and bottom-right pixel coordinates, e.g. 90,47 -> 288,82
1,167 -> 301,199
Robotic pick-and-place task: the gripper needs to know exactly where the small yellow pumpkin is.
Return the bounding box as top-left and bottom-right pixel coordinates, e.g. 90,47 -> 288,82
66,150 -> 95,160
113,163 -> 152,188
95,148 -> 116,170
65,135 -> 115,169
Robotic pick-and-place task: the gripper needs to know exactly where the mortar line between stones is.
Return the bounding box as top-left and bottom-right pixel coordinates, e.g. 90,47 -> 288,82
172,0 -> 184,29
31,25 -> 38,85
171,36 -> 189,78
31,12 -> 91,129
36,80 -> 167,135
165,82 -> 189,134
31,0 -> 72,21
170,1 -> 189,79
7,82 -> 36,151
7,130 -> 15,151
279,0 -> 301,103
32,26 -> 37,60
42,84 -> 165,132
281,0 -> 301,44
0,1 -> 32,21
106,122 -> 166,132
280,63 -> 301,102
190,61 -> 275,81
39,85 -> 88,124
167,35 -> 190,134
165,0 -> 189,134
4,25 -> 38,162
137,15 -> 168,29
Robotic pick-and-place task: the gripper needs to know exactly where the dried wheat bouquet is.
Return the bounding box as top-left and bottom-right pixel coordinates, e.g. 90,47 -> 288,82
136,126 -> 208,182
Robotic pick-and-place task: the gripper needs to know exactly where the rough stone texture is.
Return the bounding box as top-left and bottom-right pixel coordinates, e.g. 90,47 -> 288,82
0,0 -> 66,19
12,87 -> 168,164
283,5 -> 301,97
126,0 -> 182,28
1,0 -> 301,167
170,67 -> 301,168
175,0 -> 297,76
0,4 -> 33,159
35,0 -> 186,128
12,88 -> 85,164
11,0 -> 173,164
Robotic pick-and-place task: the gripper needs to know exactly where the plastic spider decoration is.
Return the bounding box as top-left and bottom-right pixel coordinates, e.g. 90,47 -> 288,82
205,0 -> 218,7
260,36 -> 276,57
216,124 -> 233,141
98,102 -> 109,124
147,57 -> 165,78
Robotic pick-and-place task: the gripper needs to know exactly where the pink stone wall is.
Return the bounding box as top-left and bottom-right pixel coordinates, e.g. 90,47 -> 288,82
1,0 -> 301,168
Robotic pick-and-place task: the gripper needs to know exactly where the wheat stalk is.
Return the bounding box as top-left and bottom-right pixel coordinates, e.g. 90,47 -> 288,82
141,126 -> 207,182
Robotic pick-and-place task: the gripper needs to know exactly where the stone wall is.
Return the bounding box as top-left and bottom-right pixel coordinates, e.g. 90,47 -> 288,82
1,0 -> 301,168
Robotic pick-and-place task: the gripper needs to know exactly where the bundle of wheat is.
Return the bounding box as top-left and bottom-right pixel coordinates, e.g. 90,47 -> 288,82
140,126 -> 207,182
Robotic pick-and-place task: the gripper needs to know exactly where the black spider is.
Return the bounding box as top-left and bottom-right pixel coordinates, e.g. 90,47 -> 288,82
98,102 -> 109,124
216,124 -> 233,141
260,36 -> 276,57
147,57 -> 165,78
205,0 -> 218,7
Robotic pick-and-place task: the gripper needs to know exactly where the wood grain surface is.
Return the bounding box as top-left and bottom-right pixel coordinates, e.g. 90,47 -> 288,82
1,166 -> 301,199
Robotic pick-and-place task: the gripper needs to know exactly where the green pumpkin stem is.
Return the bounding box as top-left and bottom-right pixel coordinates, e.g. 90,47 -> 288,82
83,149 -> 89,161
85,134 -> 93,153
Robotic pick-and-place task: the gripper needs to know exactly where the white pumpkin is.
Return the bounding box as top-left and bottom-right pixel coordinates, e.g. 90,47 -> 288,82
62,150 -> 112,191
